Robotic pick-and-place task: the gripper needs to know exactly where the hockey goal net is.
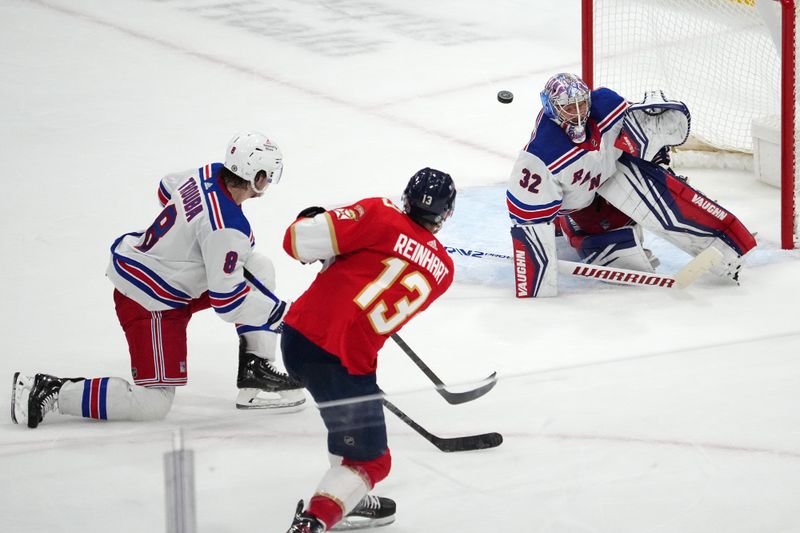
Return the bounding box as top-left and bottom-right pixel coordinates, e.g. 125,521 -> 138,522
582,0 -> 799,249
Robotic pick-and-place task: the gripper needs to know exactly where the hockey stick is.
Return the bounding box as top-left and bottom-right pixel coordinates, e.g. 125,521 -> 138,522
445,246 -> 722,290
382,398 -> 503,453
390,334 -> 497,404
244,265 -> 497,406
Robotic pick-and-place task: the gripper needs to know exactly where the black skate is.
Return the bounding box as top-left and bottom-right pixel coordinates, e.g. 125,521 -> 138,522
286,500 -> 326,533
236,337 -> 305,411
331,495 -> 396,531
11,373 -> 70,428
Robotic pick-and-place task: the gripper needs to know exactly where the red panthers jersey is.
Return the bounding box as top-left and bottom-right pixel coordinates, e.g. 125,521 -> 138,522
282,197 -> 454,375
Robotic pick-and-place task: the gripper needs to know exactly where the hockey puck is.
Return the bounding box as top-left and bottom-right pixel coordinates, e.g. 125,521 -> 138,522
497,90 -> 514,104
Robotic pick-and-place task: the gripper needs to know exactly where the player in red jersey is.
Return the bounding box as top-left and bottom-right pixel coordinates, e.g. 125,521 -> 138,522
281,168 -> 456,533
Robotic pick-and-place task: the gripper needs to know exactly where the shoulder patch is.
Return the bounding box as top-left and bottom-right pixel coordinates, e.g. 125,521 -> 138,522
333,204 -> 365,221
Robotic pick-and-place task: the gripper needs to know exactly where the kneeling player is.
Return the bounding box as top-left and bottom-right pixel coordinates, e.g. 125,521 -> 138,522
12,132 -> 304,429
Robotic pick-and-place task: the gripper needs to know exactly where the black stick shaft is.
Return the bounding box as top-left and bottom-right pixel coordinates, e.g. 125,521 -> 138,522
390,334 -> 447,387
382,398 -> 437,442
390,334 -> 498,404
382,398 -> 503,453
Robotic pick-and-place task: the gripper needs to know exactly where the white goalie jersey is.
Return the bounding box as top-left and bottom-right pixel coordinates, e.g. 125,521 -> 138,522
106,163 -> 282,327
506,87 -> 629,225
506,87 -> 705,297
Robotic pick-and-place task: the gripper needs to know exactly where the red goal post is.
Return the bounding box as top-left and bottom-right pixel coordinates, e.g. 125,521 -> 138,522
582,0 -> 798,250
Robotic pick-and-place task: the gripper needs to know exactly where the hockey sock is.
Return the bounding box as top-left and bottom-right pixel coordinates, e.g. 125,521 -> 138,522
237,329 -> 277,362
58,378 -> 175,421
309,464 -> 371,526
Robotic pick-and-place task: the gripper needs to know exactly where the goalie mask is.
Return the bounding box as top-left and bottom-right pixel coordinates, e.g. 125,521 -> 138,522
541,73 -> 592,144
402,167 -> 456,233
225,131 -> 284,195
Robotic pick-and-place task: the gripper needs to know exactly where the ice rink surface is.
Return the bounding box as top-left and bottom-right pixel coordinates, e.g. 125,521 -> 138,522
1,1 -> 799,532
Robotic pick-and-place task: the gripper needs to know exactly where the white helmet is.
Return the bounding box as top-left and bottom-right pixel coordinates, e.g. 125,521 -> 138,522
224,131 -> 284,194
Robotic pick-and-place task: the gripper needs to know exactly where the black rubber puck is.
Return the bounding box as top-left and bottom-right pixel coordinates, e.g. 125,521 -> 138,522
497,90 -> 514,104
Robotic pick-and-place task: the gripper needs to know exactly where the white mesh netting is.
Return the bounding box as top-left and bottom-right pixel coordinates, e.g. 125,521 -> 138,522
592,0 -> 787,152
590,0 -> 798,246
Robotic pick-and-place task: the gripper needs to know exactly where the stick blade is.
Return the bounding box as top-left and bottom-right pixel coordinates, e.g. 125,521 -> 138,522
674,247 -> 723,289
435,431 -> 504,453
439,372 -> 498,404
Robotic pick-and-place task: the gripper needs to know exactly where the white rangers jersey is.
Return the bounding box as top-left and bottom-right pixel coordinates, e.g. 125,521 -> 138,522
106,163 -> 280,327
506,88 -> 629,224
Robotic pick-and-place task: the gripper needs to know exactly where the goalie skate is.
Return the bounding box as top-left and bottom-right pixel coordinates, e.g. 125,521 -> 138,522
331,495 -> 396,531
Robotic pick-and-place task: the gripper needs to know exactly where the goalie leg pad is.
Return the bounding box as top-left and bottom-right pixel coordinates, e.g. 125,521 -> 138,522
564,224 -> 656,273
599,155 -> 756,278
510,223 -> 557,298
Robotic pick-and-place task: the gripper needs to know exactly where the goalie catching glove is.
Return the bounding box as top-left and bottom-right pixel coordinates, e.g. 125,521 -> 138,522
614,90 -> 691,162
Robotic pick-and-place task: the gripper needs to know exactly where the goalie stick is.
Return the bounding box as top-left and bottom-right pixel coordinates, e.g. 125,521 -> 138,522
382,398 -> 503,453
391,334 -> 497,404
445,246 -> 722,290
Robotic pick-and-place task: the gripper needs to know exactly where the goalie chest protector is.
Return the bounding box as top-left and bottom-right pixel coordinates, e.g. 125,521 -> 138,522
508,88 -> 629,223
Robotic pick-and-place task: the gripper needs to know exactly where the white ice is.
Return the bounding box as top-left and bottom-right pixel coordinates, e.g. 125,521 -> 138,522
1,1 -> 799,532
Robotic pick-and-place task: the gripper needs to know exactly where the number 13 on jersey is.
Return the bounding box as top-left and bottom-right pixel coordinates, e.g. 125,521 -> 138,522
354,257 -> 432,335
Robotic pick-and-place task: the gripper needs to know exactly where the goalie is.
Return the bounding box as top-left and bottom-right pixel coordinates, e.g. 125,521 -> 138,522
506,73 -> 757,297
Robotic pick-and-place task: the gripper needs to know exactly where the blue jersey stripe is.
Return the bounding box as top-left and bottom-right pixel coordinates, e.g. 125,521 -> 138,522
82,380 -> 91,418
506,192 -> 561,211
236,324 -> 269,334
209,281 -> 248,299
212,297 -> 246,314
112,259 -> 187,309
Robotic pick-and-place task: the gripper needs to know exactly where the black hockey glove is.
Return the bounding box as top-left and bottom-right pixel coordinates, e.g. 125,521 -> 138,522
296,206 -> 326,219
266,300 -> 289,333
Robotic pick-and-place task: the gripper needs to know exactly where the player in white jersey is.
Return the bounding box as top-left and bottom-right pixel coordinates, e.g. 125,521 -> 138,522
507,73 -> 756,297
11,131 -> 304,429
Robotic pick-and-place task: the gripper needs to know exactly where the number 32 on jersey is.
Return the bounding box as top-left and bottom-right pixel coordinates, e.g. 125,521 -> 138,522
355,257 -> 431,335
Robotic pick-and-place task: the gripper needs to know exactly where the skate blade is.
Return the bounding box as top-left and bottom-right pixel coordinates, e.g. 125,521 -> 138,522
235,388 -> 306,413
330,515 -> 395,531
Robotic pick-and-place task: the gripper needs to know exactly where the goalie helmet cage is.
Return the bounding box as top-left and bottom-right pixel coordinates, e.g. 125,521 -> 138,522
582,0 -> 799,250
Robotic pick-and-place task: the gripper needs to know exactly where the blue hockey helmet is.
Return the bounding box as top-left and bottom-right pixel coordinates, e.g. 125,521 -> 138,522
402,168 -> 456,233
540,73 -> 592,143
